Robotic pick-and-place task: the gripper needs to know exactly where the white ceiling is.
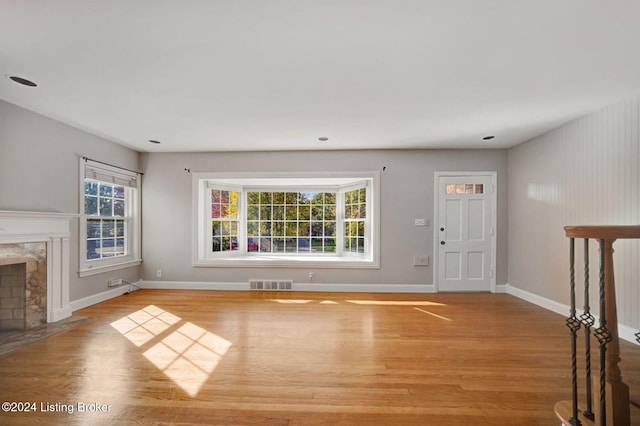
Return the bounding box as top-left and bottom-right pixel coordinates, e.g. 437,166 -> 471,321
2,1 -> 640,153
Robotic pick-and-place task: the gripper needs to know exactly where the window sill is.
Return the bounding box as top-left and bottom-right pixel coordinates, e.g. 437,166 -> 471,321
193,255 -> 379,269
78,259 -> 142,277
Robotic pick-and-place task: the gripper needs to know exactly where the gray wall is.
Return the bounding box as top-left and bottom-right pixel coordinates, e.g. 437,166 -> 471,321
141,149 -> 508,287
508,95 -> 640,329
0,99 -> 141,301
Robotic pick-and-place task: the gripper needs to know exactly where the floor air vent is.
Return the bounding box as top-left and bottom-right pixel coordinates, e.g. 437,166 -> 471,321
249,279 -> 293,291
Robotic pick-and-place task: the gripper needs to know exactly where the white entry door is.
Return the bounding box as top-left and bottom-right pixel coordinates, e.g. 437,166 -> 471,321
436,173 -> 495,292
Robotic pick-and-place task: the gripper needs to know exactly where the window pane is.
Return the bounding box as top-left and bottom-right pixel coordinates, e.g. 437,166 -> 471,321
99,184 -> 113,197
260,192 -> 272,204
259,238 -> 271,252
113,200 -> 125,217
465,184 -> 474,194
285,238 -> 297,252
273,238 -> 285,252
311,238 -> 323,252
357,238 -> 365,253
298,238 -> 310,252
311,222 -> 323,237
324,222 -> 336,237
113,185 -> 125,199
85,181 -> 98,195
273,205 -> 284,220
212,190 -> 221,203
273,192 -> 285,204
311,206 -> 322,221
247,221 -> 259,236
324,206 -> 336,220
85,196 -> 98,215
247,192 -> 259,204
285,206 -> 297,220
311,193 -> 324,204
298,205 -> 310,220
102,239 -> 115,257
87,219 -> 101,238
325,193 -> 336,204
102,220 -> 115,238
260,222 -> 271,236
475,184 -> 484,194
247,237 -> 258,252
247,206 -> 259,220
456,184 -> 465,194
212,204 -> 221,218
345,191 -> 352,204
361,203 -> 366,218
100,198 -> 113,216
299,221 -> 310,236
115,238 -> 125,255
273,221 -> 284,236
87,240 -> 101,260
212,237 -> 221,252
286,222 -> 298,236
325,238 -> 336,252
115,221 -> 125,237
260,206 -> 271,220
446,184 -> 455,194
286,193 -> 297,204
212,221 -> 222,236
220,191 -> 230,203
299,193 -> 312,205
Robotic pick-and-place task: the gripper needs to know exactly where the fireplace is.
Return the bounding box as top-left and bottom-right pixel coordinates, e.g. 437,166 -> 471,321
0,211 -> 76,326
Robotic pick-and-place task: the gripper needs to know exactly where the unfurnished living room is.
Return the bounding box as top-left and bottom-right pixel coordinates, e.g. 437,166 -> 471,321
1,1 -> 640,425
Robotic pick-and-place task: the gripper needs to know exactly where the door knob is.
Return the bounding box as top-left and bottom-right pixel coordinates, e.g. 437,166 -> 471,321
440,241 -> 445,245
440,227 -> 444,231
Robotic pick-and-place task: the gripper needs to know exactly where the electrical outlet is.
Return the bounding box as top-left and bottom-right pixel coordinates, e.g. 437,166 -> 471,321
108,278 -> 123,287
156,269 -> 162,278
413,256 -> 429,266
308,271 -> 315,281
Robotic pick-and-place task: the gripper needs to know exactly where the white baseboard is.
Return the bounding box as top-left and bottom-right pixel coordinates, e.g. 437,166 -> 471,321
494,284 -> 508,293
506,283 -> 639,346
140,280 -> 436,293
70,280 -> 142,312
50,305 -> 72,322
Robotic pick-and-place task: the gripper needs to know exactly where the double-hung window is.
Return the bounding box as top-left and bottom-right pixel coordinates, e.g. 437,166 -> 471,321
193,172 -> 379,268
79,159 -> 142,277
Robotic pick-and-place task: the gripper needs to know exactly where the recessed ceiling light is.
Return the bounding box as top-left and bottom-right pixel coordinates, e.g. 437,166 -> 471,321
7,75 -> 37,87
148,139 -> 161,144
482,135 -> 495,141
318,137 -> 329,142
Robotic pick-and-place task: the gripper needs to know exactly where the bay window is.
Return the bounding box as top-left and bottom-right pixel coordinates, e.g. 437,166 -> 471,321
193,172 -> 379,268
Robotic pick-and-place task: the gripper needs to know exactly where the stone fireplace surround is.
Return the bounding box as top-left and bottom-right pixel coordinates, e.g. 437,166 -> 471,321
0,211 -> 76,326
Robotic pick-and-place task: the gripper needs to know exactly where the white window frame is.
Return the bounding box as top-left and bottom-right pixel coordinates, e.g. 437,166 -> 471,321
192,171 -> 380,268
79,158 -> 142,277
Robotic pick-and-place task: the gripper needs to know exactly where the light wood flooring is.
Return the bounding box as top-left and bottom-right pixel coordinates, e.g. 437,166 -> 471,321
0,290 -> 639,425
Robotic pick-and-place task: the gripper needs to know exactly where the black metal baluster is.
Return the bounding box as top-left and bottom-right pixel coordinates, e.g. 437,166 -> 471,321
636,330 -> 640,345
593,239 -> 612,426
566,237 -> 582,426
580,239 -> 595,420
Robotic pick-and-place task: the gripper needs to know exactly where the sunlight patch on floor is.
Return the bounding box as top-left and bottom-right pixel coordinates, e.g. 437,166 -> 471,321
110,305 -> 231,397
413,307 -> 452,321
269,299 -> 313,304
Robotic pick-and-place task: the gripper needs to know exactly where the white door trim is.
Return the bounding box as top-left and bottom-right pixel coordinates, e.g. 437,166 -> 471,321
433,171 -> 497,293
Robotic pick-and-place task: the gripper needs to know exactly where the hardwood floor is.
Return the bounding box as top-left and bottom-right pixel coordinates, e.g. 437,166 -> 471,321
0,290 -> 639,425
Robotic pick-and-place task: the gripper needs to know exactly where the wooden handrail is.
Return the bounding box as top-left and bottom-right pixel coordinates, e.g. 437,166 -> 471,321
555,225 -> 639,426
564,225 -> 640,240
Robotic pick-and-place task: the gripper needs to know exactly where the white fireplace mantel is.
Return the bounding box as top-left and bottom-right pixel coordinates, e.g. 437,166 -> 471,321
0,210 -> 78,323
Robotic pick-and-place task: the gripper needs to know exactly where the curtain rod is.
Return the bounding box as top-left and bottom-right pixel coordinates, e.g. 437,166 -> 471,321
82,156 -> 144,176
